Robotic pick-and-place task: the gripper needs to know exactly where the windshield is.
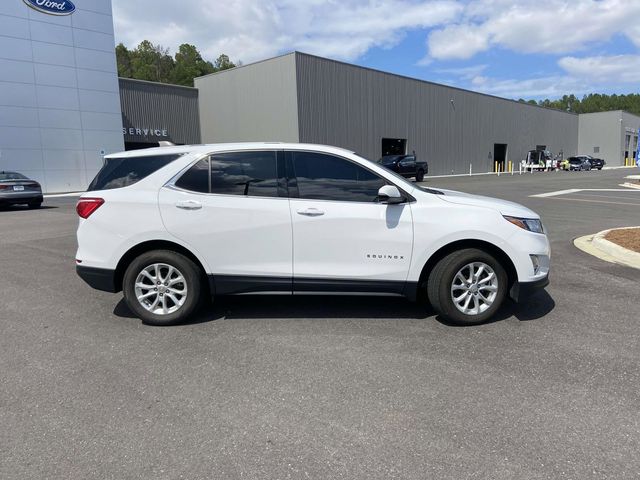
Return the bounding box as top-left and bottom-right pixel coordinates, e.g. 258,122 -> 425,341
88,154 -> 183,191
0,172 -> 27,181
569,158 -> 581,164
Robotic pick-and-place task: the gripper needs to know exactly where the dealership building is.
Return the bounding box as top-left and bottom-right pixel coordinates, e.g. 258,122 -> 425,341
1,1 -> 639,192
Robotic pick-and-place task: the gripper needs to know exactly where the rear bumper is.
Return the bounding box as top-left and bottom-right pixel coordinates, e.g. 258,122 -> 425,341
0,194 -> 43,205
509,275 -> 549,302
76,265 -> 118,292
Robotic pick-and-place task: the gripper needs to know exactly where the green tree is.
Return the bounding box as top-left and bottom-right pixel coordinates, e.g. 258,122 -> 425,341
114,41 -> 238,86
115,43 -> 133,78
213,53 -> 235,71
170,44 -> 215,86
130,40 -> 174,83
524,93 -> 640,116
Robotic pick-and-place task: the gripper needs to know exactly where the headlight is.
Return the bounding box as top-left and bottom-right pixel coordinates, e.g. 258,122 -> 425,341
503,215 -> 544,234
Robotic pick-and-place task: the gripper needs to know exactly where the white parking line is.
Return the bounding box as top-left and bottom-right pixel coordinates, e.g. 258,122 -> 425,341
530,188 -> 639,198
530,189 -> 580,198
43,192 -> 83,198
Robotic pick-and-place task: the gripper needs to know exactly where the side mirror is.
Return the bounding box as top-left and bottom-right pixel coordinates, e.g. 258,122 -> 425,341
378,185 -> 404,204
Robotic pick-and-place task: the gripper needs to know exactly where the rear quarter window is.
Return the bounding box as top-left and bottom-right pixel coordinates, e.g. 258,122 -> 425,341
88,154 -> 182,191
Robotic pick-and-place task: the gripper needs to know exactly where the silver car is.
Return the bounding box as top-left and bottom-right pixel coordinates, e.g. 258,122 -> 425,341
0,171 -> 43,209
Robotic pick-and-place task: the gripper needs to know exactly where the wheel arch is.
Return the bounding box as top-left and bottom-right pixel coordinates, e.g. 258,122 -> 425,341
114,240 -> 209,294
410,239 -> 517,301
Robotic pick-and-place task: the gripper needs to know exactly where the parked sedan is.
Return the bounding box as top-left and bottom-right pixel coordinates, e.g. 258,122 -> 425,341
0,171 -> 43,208
567,157 -> 592,171
378,154 -> 428,181
581,155 -> 605,170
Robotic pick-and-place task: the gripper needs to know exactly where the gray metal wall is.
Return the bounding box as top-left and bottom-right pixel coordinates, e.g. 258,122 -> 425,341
578,111 -> 623,165
195,53 -> 299,143
119,78 -> 200,145
295,53 -> 579,175
621,111 -> 640,165
577,111 -> 640,166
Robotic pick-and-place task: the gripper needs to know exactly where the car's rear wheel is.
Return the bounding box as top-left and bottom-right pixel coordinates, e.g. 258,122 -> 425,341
427,248 -> 508,325
123,250 -> 202,326
28,202 -> 41,209
415,169 -> 425,182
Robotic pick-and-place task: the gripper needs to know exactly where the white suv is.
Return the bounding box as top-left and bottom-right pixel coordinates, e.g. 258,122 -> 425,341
76,143 -> 550,326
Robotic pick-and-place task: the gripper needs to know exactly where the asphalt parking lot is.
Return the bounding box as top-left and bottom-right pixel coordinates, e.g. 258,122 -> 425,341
1,169 -> 639,479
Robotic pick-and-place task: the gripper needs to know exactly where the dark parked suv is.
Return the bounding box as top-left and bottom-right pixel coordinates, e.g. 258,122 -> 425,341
378,154 -> 428,181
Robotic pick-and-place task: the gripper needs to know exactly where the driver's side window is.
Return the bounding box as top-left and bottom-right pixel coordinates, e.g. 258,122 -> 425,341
291,151 -> 386,202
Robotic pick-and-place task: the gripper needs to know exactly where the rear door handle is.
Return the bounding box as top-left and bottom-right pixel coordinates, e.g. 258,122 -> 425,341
175,200 -> 202,210
297,208 -> 324,217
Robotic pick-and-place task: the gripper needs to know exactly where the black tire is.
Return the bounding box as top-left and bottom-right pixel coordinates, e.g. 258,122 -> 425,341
415,169 -> 425,182
123,250 -> 203,326
427,248 -> 508,325
28,202 -> 41,209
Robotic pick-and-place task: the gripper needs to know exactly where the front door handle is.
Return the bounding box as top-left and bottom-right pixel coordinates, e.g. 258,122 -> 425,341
175,200 -> 202,210
297,208 -> 324,217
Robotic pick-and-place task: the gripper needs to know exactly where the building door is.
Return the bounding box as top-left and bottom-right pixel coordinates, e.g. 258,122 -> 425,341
382,138 -> 407,157
625,134 -> 631,161
493,144 -> 507,171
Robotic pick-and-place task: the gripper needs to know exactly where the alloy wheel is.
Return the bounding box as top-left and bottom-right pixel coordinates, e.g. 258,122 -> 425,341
450,262 -> 499,316
134,263 -> 188,315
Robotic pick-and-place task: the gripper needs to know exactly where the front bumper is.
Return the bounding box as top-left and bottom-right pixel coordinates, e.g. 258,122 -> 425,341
509,274 -> 549,302
76,265 -> 118,292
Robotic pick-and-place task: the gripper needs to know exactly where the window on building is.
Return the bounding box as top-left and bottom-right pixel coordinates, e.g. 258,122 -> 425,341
210,151 -> 278,197
175,158 -> 209,193
291,151 -> 386,202
593,147 -> 600,153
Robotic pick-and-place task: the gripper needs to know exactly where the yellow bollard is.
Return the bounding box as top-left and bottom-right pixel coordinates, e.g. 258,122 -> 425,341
494,161 -> 498,173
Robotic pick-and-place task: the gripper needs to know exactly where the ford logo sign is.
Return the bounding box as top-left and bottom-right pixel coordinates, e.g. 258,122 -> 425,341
23,0 -> 76,16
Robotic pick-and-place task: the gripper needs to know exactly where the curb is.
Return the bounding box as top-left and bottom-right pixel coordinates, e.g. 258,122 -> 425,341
620,182 -> 640,190
574,227 -> 640,270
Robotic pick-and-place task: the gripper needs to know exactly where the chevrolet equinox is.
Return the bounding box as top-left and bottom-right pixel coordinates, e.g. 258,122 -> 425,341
76,143 -> 550,326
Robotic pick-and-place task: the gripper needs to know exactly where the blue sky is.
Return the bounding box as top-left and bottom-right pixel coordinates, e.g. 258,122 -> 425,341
357,30 -> 640,99
113,0 -> 640,101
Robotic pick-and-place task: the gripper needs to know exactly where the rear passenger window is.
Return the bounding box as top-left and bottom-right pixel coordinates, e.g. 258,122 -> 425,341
88,154 -> 181,191
175,158 -> 209,193
210,151 -> 278,197
292,152 -> 385,202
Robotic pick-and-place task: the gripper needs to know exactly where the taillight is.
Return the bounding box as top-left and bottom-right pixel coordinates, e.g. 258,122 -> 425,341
76,197 -> 104,219
0,185 -> 9,190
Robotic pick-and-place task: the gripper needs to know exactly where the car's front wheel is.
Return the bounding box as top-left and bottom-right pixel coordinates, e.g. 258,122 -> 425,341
427,248 -> 508,325
123,250 -> 203,326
